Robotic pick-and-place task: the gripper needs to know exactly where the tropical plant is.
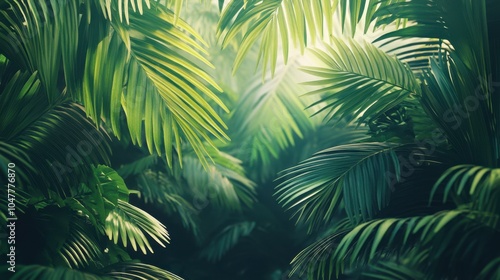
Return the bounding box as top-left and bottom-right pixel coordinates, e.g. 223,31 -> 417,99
215,0 -> 499,279
0,0 -> 234,278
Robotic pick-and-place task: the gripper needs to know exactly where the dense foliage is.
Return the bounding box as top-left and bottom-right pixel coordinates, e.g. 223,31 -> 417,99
1,0 -> 499,279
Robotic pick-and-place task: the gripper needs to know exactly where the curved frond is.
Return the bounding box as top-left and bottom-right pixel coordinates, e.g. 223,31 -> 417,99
362,260 -> 425,280
117,155 -> 158,178
218,0 -> 338,75
83,3 -> 229,167
101,262 -> 184,280
302,38 -> 421,124
292,209 -> 499,279
229,57 -> 317,180
105,200 -> 170,254
432,165 -> 500,217
0,70 -> 111,198
58,221 -> 103,269
477,257 -> 500,280
277,143 -> 409,228
421,53 -> 497,166
0,0 -> 81,101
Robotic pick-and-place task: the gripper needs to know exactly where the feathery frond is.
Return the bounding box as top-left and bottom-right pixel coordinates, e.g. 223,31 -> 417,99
302,38 -> 421,124
105,200 -> 170,254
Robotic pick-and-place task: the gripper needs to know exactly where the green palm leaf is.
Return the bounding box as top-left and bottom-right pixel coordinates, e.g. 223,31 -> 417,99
92,3 -> 229,167
362,260 -> 425,280
135,170 -> 200,237
431,165 -> 500,217
229,57 -> 318,180
58,221 -> 103,269
277,143 -> 409,228
302,38 -> 421,124
105,200 -> 170,254
421,53 -> 497,166
3,262 -> 184,280
292,209 -> 498,279
218,0 -> 338,75
0,69 -> 110,198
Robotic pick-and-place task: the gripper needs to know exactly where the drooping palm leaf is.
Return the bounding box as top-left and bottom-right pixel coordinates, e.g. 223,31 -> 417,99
421,53 -> 497,166
58,221 -> 103,269
105,199 -> 169,254
362,260 -> 426,280
135,170 -> 200,237
109,4 -> 229,167
0,68 -> 111,198
0,0 -> 81,102
301,38 -> 421,125
277,143 -> 436,228
431,165 -> 500,217
217,0 -> 338,75
292,209 -> 499,279
3,262 -> 184,280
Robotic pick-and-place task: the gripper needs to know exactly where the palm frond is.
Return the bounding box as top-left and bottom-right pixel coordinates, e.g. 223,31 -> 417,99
431,165 -> 500,218
421,53 -> 498,166
302,38 -> 421,125
84,3 -> 230,167
0,0 -> 82,102
477,257 -> 500,280
362,260 -> 425,280
117,155 -> 158,178
217,0 -> 339,75
228,57 -> 318,180
0,70 -> 111,198
105,200 -> 169,254
101,262 -> 184,280
3,262 -> 184,280
277,143 -> 411,228
199,221 -> 256,262
292,209 -> 499,279
58,221 -> 103,269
